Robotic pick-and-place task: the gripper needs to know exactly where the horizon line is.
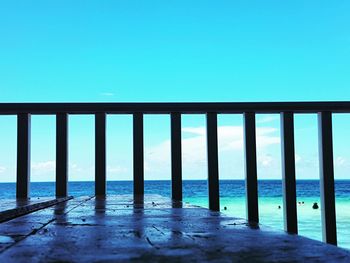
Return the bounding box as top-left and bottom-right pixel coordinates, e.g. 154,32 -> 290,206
1,178 -> 350,184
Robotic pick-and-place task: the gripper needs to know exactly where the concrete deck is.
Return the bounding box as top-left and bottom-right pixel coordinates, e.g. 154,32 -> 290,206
0,195 -> 349,262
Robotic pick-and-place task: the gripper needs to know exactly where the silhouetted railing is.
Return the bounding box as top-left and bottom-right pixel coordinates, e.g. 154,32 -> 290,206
1,102 -> 348,246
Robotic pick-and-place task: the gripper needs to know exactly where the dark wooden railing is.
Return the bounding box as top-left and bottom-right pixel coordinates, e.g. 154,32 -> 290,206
1,101 -> 349,246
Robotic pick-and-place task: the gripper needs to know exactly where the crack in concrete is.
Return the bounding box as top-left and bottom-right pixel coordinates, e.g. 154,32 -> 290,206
152,225 -> 165,235
146,236 -> 160,249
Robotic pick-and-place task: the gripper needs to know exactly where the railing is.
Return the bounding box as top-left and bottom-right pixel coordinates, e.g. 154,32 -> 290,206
1,102 -> 349,246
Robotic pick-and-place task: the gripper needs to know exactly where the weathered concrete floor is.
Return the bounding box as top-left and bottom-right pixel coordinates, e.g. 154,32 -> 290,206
0,195 -> 349,262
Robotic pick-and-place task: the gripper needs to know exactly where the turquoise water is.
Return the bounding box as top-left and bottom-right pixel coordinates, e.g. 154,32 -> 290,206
0,180 -> 349,249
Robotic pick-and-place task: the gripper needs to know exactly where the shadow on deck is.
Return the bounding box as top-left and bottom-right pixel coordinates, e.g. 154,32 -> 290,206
0,195 -> 349,262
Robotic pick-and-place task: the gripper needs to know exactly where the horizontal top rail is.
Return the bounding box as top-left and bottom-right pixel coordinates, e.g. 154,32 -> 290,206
1,102 -> 350,115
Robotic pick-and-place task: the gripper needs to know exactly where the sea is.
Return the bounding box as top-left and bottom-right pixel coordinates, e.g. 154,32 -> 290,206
1,180 -> 349,249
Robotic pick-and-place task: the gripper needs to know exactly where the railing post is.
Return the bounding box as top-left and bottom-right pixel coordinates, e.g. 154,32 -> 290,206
171,113 -> 182,201
207,113 -> 220,211
16,113 -> 31,199
318,112 -> 337,245
56,113 -> 68,197
244,112 -> 259,223
133,113 -> 144,197
281,112 -> 298,234
95,113 -> 106,196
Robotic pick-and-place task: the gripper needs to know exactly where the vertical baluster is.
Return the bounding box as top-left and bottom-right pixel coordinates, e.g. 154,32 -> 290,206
16,113 -> 31,199
207,113 -> 220,211
244,112 -> 259,223
56,113 -> 68,197
281,112 -> 298,234
95,113 -> 106,196
171,113 -> 182,201
318,112 -> 337,245
133,113 -> 144,197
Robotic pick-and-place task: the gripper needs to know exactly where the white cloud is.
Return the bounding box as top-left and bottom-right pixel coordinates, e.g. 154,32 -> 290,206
295,155 -> 318,168
335,156 -> 350,168
258,154 -> 274,167
145,141 -> 171,176
100,92 -> 115,96
107,165 -> 128,174
30,161 -> 93,181
144,161 -> 151,172
0,166 -> 6,174
70,163 -> 83,172
182,127 -> 206,136
333,156 -> 350,179
30,161 -> 56,181
183,125 -> 280,152
31,161 -> 85,173
256,115 -> 279,124
256,128 -> 280,148
32,161 -> 55,172
144,125 -> 281,179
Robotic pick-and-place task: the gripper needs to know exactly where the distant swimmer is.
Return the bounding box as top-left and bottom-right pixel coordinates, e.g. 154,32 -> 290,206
312,202 -> 319,209
278,205 -> 281,209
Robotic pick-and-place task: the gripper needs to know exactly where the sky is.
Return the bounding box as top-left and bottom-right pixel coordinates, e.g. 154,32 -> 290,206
0,1 -> 350,182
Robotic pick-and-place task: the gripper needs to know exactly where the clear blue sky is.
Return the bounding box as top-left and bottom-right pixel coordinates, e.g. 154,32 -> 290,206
0,1 -> 350,183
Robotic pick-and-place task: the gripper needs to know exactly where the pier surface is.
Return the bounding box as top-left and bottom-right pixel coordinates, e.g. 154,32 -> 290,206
0,195 -> 349,262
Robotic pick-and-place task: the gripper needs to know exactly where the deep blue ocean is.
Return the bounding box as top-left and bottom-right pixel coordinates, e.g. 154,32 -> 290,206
1,180 -> 350,199
1,180 -> 350,249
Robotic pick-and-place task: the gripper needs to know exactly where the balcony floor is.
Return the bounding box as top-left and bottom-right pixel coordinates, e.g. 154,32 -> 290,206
0,195 -> 349,262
